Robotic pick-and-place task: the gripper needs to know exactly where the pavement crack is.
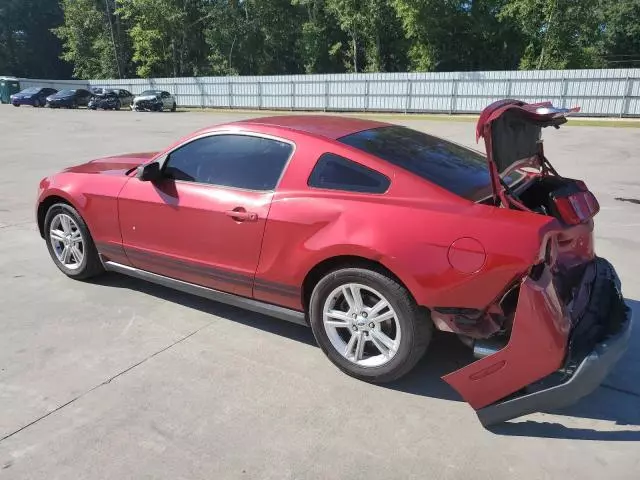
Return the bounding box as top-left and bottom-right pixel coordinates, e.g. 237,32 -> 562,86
601,383 -> 640,398
0,324 -> 210,444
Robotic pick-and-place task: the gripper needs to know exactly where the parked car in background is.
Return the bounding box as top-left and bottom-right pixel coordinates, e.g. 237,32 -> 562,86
132,90 -> 176,112
35,102 -> 631,426
10,87 -> 57,107
89,89 -> 134,110
46,89 -> 93,109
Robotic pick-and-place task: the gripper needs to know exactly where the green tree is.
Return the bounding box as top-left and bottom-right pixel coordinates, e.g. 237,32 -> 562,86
324,0 -> 407,72
600,0 -> 640,68
55,0 -> 130,79
202,0 -> 305,75
117,0 -> 207,77
293,0 -> 347,73
499,0 -> 604,69
0,0 -> 70,78
391,0 -> 523,71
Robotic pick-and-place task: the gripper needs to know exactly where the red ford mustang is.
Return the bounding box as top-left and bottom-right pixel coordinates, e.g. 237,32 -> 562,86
37,100 -> 631,425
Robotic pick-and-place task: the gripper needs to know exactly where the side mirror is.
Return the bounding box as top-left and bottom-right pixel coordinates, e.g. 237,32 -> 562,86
136,162 -> 162,182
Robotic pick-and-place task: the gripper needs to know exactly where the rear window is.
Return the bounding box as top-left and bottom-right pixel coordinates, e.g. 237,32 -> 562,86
339,126 -> 516,201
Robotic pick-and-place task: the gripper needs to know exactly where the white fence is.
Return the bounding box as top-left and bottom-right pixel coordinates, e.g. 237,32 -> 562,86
19,68 -> 640,117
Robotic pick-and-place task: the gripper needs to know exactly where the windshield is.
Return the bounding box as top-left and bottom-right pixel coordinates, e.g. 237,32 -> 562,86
57,89 -> 76,96
20,87 -> 40,94
339,126 -> 521,201
140,90 -> 161,96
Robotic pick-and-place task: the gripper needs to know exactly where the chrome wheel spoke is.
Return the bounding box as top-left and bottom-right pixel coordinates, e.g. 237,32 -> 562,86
324,309 -> 352,327
349,285 -> 364,311
369,299 -> 389,317
71,245 -> 83,263
70,230 -> 82,243
60,246 -> 72,264
50,229 -> 66,243
369,331 -> 390,357
370,310 -> 395,324
344,333 -> 358,357
354,332 -> 366,361
60,215 -> 72,234
370,330 -> 396,354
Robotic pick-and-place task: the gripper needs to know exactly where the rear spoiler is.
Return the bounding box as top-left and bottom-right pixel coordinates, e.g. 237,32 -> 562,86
476,100 -> 580,207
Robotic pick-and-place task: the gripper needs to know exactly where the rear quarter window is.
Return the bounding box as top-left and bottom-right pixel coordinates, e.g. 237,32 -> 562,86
308,153 -> 390,193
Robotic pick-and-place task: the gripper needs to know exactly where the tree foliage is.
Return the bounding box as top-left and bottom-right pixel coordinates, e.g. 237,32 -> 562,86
1,0 -> 639,79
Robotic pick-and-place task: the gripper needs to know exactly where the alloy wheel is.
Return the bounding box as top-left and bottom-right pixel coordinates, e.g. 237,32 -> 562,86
49,213 -> 84,270
322,283 -> 401,367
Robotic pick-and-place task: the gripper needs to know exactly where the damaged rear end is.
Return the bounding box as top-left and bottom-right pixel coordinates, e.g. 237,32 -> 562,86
442,100 -> 632,426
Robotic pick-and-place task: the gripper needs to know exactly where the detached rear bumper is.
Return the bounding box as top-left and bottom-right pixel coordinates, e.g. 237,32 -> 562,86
443,257 -> 631,426
478,306 -> 631,426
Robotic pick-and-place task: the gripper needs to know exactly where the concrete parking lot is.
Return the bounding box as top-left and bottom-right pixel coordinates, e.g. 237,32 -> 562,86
1,105 -> 639,479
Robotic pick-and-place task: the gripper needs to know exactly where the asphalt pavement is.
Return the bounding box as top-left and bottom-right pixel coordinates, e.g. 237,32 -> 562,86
1,106 -> 639,479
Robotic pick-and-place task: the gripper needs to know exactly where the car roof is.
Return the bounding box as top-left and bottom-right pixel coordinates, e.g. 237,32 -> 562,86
234,115 -> 390,140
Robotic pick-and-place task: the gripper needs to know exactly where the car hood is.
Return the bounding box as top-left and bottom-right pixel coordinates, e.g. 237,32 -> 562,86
133,95 -> 159,102
476,99 -> 580,174
64,152 -> 159,175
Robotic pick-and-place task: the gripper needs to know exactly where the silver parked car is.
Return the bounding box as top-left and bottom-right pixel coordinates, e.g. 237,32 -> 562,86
131,90 -> 177,112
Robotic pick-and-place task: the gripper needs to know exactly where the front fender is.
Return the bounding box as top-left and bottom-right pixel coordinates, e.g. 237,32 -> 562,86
36,172 -> 130,248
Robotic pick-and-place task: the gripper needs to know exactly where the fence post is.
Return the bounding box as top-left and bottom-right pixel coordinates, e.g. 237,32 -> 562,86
506,78 -> 512,97
404,79 -> 411,114
291,81 -> 295,111
560,78 -> 567,108
621,76 -> 632,118
449,79 -> 458,114
324,80 -> 329,112
228,80 -> 233,109
258,82 -> 263,110
364,80 -> 370,112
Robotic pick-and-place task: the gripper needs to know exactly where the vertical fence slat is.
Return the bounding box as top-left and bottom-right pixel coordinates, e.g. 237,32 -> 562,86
622,76 -> 632,118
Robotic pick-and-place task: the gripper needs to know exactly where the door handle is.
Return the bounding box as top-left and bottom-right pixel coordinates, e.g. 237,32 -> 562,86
225,208 -> 258,222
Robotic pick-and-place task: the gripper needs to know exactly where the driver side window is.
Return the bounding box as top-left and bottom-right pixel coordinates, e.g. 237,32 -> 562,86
164,134 -> 293,191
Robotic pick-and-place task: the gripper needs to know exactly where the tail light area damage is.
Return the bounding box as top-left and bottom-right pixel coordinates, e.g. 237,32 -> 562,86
438,100 -> 632,425
443,258 -> 631,426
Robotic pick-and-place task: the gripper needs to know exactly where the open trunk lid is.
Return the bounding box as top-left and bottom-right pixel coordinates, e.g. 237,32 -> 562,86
476,100 -> 580,203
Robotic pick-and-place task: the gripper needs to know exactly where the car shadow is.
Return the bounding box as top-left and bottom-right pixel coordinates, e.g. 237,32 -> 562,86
94,272 -> 640,440
94,272 -> 316,346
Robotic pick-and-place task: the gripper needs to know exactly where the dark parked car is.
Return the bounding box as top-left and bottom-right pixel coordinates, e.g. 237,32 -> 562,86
10,87 -> 57,107
46,89 -> 93,108
88,89 -> 134,110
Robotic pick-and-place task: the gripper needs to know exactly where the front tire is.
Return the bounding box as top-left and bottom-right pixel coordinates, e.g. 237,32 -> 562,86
44,203 -> 104,280
171,102 -> 177,112
309,268 -> 432,383
33,99 -> 40,107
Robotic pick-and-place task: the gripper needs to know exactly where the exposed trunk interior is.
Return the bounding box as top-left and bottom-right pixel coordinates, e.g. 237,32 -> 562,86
516,175 -> 578,217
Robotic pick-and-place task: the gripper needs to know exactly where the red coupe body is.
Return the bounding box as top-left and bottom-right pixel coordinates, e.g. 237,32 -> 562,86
37,103 -> 631,425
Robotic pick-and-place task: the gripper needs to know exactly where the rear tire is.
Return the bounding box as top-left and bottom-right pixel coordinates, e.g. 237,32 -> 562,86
44,203 -> 104,280
171,102 -> 177,112
33,99 -> 40,107
309,267 -> 432,383
115,100 -> 121,111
